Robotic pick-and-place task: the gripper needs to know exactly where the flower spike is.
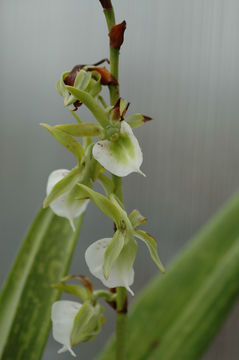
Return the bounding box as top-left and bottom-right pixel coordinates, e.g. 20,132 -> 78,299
93,121 -> 145,177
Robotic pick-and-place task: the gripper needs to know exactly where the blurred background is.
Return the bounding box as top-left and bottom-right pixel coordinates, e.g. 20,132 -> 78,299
1,0 -> 239,358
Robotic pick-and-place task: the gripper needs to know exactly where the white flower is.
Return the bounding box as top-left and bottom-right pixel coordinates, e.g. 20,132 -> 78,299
46,169 -> 89,231
92,121 -> 145,177
85,238 -> 134,295
51,300 -> 82,357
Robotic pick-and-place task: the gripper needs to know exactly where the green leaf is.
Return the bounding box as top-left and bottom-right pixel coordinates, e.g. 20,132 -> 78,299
41,123 -> 84,160
103,230 -> 125,279
99,192 -> 239,360
134,229 -> 165,273
0,208 -> 83,360
43,167 -> 81,208
55,123 -> 102,137
129,209 -> 147,228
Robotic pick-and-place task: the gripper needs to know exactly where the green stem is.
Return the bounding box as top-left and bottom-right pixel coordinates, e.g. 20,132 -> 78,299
116,313 -> 127,360
115,287 -> 127,360
102,4 -> 127,360
103,8 -> 120,105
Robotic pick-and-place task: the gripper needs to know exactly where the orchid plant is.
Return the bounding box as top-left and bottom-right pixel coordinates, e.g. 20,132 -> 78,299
41,0 -> 165,357
1,2 -> 239,360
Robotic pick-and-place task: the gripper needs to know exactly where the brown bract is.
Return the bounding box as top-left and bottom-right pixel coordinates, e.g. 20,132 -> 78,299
90,66 -> 118,86
109,21 -> 127,50
64,65 -> 84,86
99,0 -> 113,10
107,288 -> 128,313
112,98 -> 121,121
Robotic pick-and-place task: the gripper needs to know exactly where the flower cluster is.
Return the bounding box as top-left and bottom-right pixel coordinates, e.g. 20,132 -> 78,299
43,64 -> 164,356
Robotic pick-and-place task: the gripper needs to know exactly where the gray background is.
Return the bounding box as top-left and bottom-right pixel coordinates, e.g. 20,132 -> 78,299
1,0 -> 239,359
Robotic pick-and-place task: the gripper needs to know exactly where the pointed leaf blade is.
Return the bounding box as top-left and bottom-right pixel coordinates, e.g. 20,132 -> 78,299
99,192 -> 239,360
0,208 -> 83,360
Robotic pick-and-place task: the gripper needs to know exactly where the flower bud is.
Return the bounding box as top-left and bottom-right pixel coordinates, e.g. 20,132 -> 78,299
92,121 -> 145,177
46,169 -> 89,231
51,300 -> 81,357
85,238 -> 134,295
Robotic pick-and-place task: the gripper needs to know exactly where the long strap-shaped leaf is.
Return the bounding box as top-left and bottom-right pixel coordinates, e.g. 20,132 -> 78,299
99,192 -> 239,360
0,208 -> 83,360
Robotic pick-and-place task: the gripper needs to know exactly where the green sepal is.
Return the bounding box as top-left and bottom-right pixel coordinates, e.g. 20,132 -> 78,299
125,114 -> 144,129
52,283 -> 90,302
103,230 -> 125,280
43,167 -> 81,208
117,236 -> 138,276
129,209 -> 147,228
134,229 -> 165,273
64,70 -> 92,106
56,71 -> 69,99
119,98 -> 129,117
55,123 -> 102,137
41,123 -> 84,161
87,71 -> 102,97
70,302 -> 104,346
77,184 -> 123,227
74,69 -> 92,90
65,86 -> 108,127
